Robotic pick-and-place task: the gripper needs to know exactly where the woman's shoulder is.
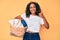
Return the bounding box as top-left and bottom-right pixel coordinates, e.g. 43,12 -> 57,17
21,13 -> 26,16
21,13 -> 26,19
35,16 -> 44,20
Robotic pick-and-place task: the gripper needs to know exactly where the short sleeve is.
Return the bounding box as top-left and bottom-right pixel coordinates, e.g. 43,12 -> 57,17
21,13 -> 26,19
39,17 -> 44,25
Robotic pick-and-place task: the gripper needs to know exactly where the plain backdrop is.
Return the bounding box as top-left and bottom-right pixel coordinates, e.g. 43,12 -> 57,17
0,0 -> 60,40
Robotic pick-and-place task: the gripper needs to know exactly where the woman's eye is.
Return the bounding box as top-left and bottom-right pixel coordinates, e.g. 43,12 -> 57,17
30,7 -> 33,8
30,6 -> 36,9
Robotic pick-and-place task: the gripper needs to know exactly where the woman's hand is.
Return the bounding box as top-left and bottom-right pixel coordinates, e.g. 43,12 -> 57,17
15,15 -> 23,20
39,12 -> 49,29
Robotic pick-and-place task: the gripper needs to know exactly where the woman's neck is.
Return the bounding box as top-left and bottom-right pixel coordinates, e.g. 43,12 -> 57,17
31,13 -> 36,16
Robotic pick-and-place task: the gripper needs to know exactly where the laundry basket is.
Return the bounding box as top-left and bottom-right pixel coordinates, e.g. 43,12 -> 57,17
9,19 -> 27,37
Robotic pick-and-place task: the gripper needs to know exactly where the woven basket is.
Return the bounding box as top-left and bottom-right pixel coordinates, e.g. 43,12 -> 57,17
10,25 -> 27,37
9,19 -> 27,37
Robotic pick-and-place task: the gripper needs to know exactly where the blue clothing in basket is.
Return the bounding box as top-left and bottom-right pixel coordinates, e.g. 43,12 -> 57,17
21,19 -> 27,27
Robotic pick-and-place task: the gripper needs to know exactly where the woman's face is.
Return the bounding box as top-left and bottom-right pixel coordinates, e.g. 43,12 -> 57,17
30,4 -> 36,15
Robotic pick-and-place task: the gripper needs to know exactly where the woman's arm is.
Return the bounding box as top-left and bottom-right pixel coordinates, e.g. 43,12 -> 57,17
39,12 -> 49,29
14,15 -> 28,28
14,15 -> 23,20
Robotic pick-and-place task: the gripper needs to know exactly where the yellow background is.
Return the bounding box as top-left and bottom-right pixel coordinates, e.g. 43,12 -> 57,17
0,0 -> 60,40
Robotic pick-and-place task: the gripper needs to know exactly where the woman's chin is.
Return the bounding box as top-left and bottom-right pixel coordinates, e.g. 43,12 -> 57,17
31,12 -> 36,14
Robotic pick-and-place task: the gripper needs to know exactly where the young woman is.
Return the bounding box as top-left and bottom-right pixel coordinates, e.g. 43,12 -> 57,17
15,2 -> 49,40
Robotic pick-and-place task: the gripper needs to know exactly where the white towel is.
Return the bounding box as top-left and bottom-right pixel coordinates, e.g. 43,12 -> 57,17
8,19 -> 24,28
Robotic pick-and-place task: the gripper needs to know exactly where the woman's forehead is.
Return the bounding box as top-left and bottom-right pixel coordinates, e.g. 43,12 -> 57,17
30,4 -> 35,7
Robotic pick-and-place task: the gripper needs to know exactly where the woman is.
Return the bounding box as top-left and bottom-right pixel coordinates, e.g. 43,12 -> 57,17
15,1 -> 49,40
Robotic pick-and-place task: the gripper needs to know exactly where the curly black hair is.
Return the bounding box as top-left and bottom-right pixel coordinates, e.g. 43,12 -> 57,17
26,2 -> 41,17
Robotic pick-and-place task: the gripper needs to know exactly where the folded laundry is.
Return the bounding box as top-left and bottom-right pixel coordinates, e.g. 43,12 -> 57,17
8,19 -> 28,37
8,19 -> 27,28
21,19 -> 27,27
